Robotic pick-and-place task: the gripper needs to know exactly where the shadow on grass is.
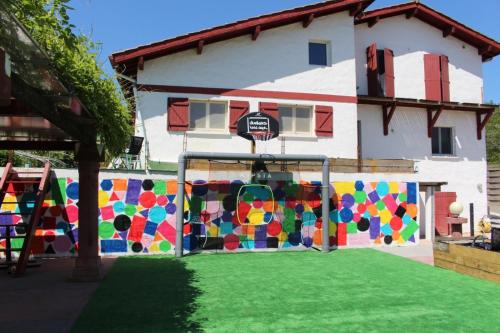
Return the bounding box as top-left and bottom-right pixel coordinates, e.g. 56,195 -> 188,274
72,257 -> 204,333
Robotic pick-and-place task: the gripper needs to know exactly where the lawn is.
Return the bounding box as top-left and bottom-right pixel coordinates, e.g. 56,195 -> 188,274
72,249 -> 500,333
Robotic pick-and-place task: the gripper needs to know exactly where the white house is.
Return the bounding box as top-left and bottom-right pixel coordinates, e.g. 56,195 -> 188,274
110,0 -> 499,244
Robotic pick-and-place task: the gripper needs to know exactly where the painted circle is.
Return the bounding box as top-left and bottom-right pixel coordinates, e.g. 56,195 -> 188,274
156,195 -> 167,206
267,221 -> 282,236
224,234 -> 240,250
390,216 -> 403,231
53,235 -> 72,253
384,235 -> 393,245
66,182 -> 79,200
357,218 -> 370,232
253,199 -> 263,209
357,203 -> 367,214
149,206 -> 166,223
131,242 -> 143,253
353,213 -> 361,223
165,203 -> 177,215
376,200 -> 386,210
342,194 -> 355,208
139,191 -> 156,208
339,208 -> 354,222
113,201 -> 125,213
295,204 -> 304,214
113,215 -> 131,232
354,191 -> 367,204
64,205 -> 78,223
43,230 -> 56,243
159,241 -> 171,252
124,204 -> 137,216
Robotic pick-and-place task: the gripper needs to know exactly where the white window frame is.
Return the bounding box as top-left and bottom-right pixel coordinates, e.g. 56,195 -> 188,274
278,104 -> 314,137
308,40 -> 332,67
188,100 -> 228,132
432,127 -> 455,156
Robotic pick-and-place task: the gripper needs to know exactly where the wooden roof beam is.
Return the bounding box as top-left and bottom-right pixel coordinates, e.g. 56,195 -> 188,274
443,26 -> 456,38
349,3 -> 363,17
368,16 -> 379,28
427,107 -> 443,138
479,45 -> 493,56
196,40 -> 204,55
476,110 -> 494,140
252,25 -> 261,41
137,56 -> 144,71
382,103 -> 396,136
303,14 -> 314,28
405,8 -> 418,19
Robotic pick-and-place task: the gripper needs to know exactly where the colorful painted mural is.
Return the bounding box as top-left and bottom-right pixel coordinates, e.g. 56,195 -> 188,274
0,178 -> 418,256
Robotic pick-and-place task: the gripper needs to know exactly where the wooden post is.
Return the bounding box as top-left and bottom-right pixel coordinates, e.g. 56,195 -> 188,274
71,142 -> 103,281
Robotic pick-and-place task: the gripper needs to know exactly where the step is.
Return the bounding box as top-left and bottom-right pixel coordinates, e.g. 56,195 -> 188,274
0,235 -> 26,239
0,248 -> 23,252
5,180 -> 40,184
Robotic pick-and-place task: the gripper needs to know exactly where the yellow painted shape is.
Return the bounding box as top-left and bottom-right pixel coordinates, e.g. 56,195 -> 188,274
149,243 -> 160,252
380,209 -> 392,224
333,182 -> 355,195
247,208 -> 264,225
98,190 -> 109,207
208,224 -> 218,237
389,182 -> 399,194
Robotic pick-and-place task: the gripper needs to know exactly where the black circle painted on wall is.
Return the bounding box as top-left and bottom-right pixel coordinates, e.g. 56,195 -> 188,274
357,218 -> 370,232
142,179 -> 154,191
222,195 -> 236,212
113,215 -> 131,232
131,242 -> 143,253
384,235 -> 393,245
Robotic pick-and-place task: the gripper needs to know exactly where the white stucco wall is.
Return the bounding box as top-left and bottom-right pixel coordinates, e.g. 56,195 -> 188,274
138,12 -> 357,96
358,105 -> 488,228
136,12 -> 359,163
136,91 -> 358,162
355,16 -> 484,103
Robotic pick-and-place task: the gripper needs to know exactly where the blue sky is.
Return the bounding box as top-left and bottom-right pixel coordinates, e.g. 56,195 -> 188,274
69,0 -> 500,102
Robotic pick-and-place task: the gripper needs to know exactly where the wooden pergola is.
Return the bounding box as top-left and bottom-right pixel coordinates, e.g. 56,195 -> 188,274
0,9 -> 103,280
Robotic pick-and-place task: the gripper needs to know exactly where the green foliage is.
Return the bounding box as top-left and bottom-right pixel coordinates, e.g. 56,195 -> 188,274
6,0 -> 132,156
487,106 -> 500,163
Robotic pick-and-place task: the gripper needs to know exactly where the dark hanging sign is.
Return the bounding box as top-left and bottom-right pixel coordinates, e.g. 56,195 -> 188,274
236,112 -> 279,141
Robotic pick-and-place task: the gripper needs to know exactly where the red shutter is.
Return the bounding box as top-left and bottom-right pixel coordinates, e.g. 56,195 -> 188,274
424,54 -> 442,101
384,48 -> 395,98
366,43 -> 378,96
434,192 -> 457,236
167,97 -> 189,132
259,102 -> 279,121
229,100 -> 249,133
0,49 -> 11,105
440,55 -> 450,102
315,105 -> 333,137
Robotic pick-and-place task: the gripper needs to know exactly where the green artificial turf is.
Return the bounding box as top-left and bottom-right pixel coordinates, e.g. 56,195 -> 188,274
72,249 -> 500,333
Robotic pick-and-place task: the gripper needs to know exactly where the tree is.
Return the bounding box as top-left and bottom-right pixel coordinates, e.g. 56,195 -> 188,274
3,0 -> 132,157
487,106 -> 500,163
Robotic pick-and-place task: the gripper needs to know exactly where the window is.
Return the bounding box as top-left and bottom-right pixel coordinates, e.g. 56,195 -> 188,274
366,44 -> 394,97
189,101 -> 227,131
309,42 -> 329,66
279,105 -> 313,135
432,127 -> 453,155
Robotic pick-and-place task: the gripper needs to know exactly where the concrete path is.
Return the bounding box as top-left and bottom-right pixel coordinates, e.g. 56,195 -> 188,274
0,257 -> 115,333
374,240 -> 434,265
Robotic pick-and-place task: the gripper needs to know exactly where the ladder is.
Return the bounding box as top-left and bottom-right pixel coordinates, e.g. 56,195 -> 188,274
0,161 -> 51,276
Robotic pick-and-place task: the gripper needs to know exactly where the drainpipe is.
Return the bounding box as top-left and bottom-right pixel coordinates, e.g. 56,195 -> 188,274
175,153 -> 187,257
322,158 -> 330,252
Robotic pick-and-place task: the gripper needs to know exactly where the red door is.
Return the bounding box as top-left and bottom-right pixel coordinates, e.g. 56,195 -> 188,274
434,192 -> 456,236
